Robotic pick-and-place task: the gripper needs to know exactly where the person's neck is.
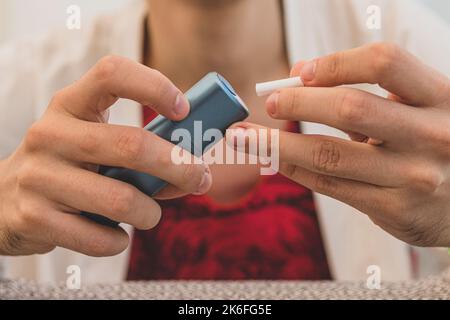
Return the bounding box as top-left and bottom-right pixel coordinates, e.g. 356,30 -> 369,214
145,0 -> 289,95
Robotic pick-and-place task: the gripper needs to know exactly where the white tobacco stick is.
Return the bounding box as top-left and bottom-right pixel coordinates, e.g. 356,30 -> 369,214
255,77 -> 304,97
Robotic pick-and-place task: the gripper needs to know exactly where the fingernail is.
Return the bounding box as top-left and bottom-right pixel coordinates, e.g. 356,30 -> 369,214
368,138 -> 384,146
194,167 -> 212,195
266,92 -> 279,116
290,61 -> 306,77
300,60 -> 317,82
173,92 -> 189,117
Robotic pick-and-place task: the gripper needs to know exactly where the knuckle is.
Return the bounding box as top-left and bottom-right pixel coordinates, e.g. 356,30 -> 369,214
115,128 -> 147,165
14,201 -> 45,233
326,52 -> 344,80
370,42 -> 402,79
16,160 -> 40,190
336,91 -> 367,124
312,140 -> 341,174
109,185 -> 137,217
93,55 -> 124,82
405,166 -> 444,194
49,89 -> 69,107
24,122 -> 48,152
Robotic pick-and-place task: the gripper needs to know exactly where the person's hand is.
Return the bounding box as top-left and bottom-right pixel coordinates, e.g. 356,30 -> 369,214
0,56 -> 212,256
232,43 -> 450,247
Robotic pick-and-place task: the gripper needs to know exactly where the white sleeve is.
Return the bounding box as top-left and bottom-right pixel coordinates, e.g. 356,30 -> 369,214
387,0 -> 450,77
0,40 -> 41,159
350,0 -> 450,77
358,0 -> 450,275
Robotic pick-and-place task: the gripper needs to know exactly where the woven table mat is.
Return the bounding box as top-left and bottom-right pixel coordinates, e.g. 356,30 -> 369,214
1,269 -> 449,300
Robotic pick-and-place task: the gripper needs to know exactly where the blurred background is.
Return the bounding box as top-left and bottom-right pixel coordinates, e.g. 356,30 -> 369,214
0,0 -> 129,44
0,0 -> 449,45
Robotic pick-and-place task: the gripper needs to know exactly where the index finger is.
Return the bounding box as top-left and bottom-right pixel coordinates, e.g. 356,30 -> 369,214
50,55 -> 189,121
293,43 -> 449,106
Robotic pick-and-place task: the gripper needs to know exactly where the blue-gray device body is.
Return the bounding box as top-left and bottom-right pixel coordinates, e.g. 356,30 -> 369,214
82,73 -> 249,226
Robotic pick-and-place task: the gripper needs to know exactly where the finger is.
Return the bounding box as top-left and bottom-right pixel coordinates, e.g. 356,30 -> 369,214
50,55 -> 189,121
290,60 -> 307,78
228,122 -> 407,187
293,43 -> 449,106
23,163 -> 161,230
24,208 -> 130,257
279,162 -> 384,215
31,116 -> 212,195
266,86 -> 419,142
153,184 -> 189,200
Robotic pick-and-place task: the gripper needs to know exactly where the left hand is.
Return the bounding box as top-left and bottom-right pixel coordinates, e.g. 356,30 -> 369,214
232,42 -> 450,247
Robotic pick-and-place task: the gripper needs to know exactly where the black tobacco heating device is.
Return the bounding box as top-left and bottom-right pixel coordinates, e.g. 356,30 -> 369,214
82,72 -> 249,226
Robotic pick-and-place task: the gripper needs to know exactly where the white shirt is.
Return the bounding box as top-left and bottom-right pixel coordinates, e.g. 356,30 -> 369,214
1,0 -> 449,283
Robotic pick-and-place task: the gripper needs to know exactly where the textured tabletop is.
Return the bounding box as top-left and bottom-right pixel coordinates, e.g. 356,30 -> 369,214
1,269 -> 449,300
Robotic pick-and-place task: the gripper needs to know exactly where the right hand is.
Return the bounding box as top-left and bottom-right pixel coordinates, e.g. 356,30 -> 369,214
0,56 -> 212,257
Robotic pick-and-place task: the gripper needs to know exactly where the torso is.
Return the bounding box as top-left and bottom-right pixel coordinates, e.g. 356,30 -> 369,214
131,34 -> 330,281
134,65 -> 333,280
128,117 -> 332,280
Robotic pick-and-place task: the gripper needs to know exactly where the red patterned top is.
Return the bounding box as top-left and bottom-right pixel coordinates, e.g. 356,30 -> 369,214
126,108 -> 331,280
